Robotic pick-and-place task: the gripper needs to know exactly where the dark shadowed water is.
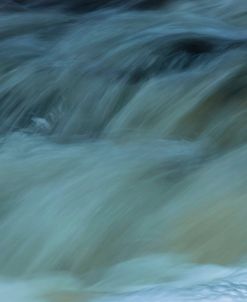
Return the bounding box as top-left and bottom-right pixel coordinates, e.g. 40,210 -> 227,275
0,0 -> 247,301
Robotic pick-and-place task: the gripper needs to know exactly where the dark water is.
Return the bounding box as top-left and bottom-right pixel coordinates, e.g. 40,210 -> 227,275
0,1 -> 247,301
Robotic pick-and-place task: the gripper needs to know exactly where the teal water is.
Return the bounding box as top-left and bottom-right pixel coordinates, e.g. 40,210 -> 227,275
0,1 -> 247,301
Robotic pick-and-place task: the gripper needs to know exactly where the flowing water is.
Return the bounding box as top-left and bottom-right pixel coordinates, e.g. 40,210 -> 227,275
0,0 -> 247,301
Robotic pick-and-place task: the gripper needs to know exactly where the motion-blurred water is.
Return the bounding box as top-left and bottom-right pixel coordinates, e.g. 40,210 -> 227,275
0,0 -> 247,301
